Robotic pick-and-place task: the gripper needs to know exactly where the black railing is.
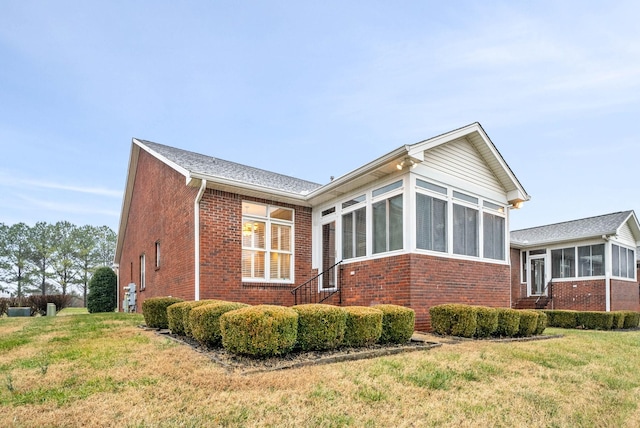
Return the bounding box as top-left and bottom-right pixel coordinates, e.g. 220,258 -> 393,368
291,261 -> 342,305
535,281 -> 553,309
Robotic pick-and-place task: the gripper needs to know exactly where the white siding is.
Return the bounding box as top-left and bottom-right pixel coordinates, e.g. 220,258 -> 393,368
617,222 -> 636,247
422,137 -> 504,195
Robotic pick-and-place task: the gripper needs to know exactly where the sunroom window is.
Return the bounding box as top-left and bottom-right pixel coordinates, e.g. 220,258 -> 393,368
483,212 -> 505,260
577,244 -> 604,277
612,244 -> 635,279
453,204 -> 478,257
372,181 -> 403,254
242,202 -> 293,281
342,205 -> 366,259
551,247 -> 575,278
416,192 -> 447,252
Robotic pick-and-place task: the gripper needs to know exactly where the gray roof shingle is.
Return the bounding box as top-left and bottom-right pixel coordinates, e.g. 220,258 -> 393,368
510,211 -> 634,247
137,140 -> 323,195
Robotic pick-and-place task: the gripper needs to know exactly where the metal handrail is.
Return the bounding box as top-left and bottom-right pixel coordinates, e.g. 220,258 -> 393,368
291,260 -> 342,305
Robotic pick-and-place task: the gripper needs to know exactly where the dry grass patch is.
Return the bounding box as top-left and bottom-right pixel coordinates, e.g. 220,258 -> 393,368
2,313 -> 640,427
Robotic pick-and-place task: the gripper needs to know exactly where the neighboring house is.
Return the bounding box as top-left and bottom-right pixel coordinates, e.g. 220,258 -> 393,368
115,122 -> 530,330
510,211 -> 640,312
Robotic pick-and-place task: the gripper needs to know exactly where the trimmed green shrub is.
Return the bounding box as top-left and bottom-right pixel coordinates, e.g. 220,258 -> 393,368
374,304 -> 416,344
475,307 -> 499,338
184,300 -> 224,337
27,294 -> 73,316
534,311 -> 547,335
494,308 -> 520,337
220,305 -> 299,357
622,311 -> 640,329
611,311 -> 626,330
190,301 -> 250,347
167,300 -> 222,336
429,304 -> 477,338
87,267 -> 117,313
576,311 -> 614,330
543,310 -> 578,329
142,297 -> 184,329
292,304 -> 347,351
342,306 -> 383,347
517,310 -> 539,337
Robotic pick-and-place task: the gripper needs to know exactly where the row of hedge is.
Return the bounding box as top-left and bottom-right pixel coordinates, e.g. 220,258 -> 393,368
542,310 -> 640,330
142,297 -> 416,357
429,304 -> 547,338
0,295 -> 73,317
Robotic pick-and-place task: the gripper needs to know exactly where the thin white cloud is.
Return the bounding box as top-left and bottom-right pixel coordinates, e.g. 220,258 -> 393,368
0,173 -> 121,198
17,195 -> 120,218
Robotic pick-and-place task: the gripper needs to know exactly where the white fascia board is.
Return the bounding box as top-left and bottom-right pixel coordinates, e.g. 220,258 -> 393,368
512,234 -> 611,249
620,211 -> 640,245
188,173 -> 312,206
133,138 -> 191,181
114,143 -> 140,262
305,146 -> 408,202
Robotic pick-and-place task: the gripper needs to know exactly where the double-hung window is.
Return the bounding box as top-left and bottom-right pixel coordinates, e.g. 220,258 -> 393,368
139,254 -> 146,290
372,180 -> 403,254
242,202 -> 293,282
342,195 -> 366,259
416,179 -> 447,252
453,192 -> 479,257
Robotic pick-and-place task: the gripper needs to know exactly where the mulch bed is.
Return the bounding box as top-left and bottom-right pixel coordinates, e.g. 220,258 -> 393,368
146,327 -> 441,374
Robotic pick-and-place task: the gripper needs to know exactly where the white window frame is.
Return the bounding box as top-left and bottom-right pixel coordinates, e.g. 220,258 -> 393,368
241,201 -> 295,283
611,243 -> 636,280
415,184 -> 448,253
371,180 -> 404,255
139,254 -> 146,291
341,195 -> 367,260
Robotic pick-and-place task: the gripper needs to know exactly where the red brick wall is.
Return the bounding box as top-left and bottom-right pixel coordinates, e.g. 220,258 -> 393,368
510,247 -> 526,303
339,253 -> 511,331
118,149 -> 198,311
610,279 -> 640,311
549,280 -> 606,311
198,190 -> 313,306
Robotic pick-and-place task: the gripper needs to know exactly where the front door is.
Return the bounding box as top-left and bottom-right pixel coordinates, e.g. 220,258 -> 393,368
321,221 -> 336,290
530,257 -> 546,296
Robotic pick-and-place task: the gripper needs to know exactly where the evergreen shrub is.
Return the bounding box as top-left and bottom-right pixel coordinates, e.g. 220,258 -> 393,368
87,267 -> 117,313
190,301 -> 249,347
622,311 -> 640,329
517,310 -> 539,337
534,310 -> 548,335
543,310 -> 578,329
166,300 -> 222,336
429,304 -> 477,338
494,308 -> 520,337
142,297 -> 184,329
576,311 -> 613,330
220,305 -> 298,357
342,306 -> 383,347
611,311 -> 626,330
292,304 -> 346,351
374,304 -> 416,344
474,307 -> 499,338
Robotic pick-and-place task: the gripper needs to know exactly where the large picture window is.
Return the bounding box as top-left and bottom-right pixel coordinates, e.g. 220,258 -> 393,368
416,193 -> 447,252
577,244 -> 604,277
551,247 -> 575,278
453,204 -> 478,257
373,194 -> 403,254
242,202 -> 293,281
483,212 -> 505,260
612,244 -> 635,279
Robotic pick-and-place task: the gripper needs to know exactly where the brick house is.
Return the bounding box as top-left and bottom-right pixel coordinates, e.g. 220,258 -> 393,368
115,122 -> 530,330
511,211 -> 640,312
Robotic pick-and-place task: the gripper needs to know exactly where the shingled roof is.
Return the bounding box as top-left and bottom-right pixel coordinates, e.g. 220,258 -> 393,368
137,139 -> 323,195
511,211 -> 636,247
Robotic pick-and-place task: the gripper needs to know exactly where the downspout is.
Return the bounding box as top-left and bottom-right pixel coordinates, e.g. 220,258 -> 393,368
194,179 -> 207,301
603,235 -> 611,312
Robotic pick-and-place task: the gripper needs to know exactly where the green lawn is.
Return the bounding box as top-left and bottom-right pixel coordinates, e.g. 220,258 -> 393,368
1,312 -> 639,427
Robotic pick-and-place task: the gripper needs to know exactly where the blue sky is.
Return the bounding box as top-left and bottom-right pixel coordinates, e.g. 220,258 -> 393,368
1,1 -> 640,232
